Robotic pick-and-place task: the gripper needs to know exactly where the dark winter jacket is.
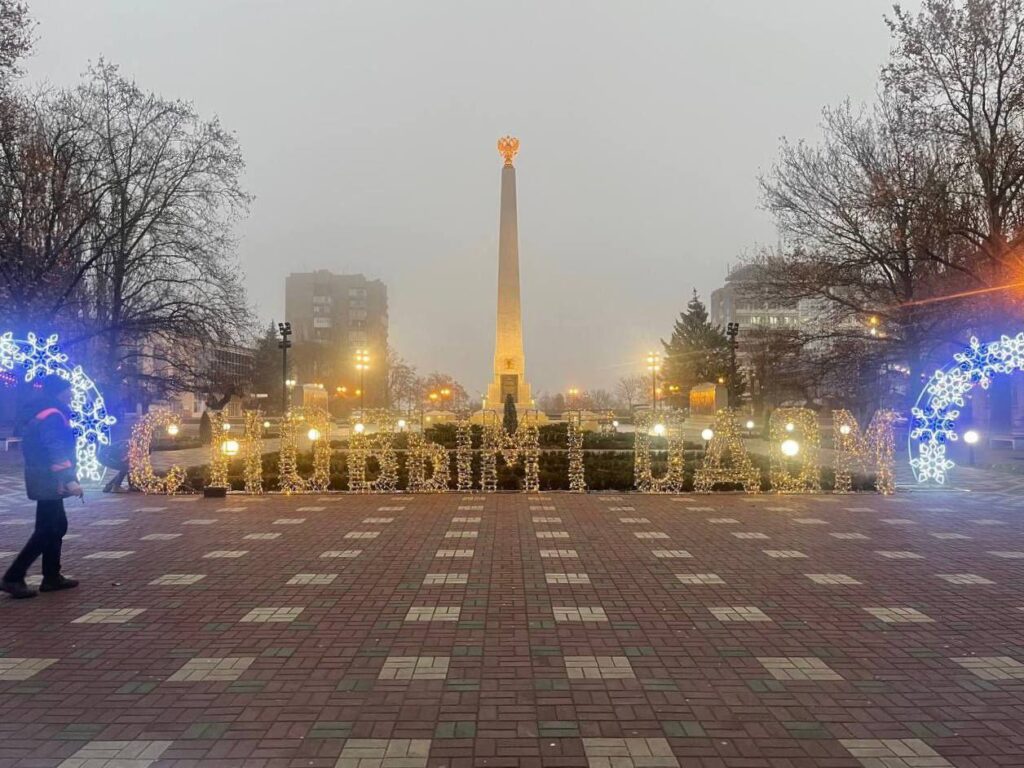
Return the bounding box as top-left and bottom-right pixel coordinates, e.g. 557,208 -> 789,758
22,401 -> 78,500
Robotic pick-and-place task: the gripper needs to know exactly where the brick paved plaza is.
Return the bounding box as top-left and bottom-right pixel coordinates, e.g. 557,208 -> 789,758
1,490 -> 1023,767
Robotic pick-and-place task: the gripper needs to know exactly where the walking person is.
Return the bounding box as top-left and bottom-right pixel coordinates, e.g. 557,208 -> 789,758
1,375 -> 83,599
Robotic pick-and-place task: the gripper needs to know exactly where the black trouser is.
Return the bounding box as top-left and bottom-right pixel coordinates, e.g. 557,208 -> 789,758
3,499 -> 67,583
104,470 -> 128,491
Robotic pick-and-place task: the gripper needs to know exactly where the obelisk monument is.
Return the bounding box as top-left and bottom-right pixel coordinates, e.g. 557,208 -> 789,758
486,136 -> 532,409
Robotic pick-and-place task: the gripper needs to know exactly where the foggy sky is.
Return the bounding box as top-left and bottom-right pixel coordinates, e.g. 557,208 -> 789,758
27,1 -> 911,396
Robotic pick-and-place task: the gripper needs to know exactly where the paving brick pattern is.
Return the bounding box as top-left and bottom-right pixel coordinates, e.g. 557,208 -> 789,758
2,491 -> 1024,765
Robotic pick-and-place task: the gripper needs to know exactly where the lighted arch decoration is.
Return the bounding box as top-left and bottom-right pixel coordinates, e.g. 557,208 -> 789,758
0,332 -> 116,481
910,334 -> 1024,484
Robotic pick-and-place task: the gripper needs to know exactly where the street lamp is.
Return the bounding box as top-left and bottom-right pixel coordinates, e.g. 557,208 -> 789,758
646,351 -> 661,413
354,348 -> 370,416
744,420 -> 755,436
221,439 -> 240,457
166,424 -> 179,437
725,322 -> 739,404
781,438 -> 800,457
964,429 -> 980,466
277,321 -> 292,415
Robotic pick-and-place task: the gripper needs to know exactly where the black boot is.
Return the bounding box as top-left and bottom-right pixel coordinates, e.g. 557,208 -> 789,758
1,579 -> 38,599
40,575 -> 78,592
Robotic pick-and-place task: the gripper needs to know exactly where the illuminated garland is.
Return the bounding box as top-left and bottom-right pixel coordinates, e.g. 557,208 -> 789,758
478,411 -> 540,492
0,331 -> 116,481
910,334 -> 1024,484
633,409 -> 686,493
769,407 -> 821,493
407,431 -> 450,492
347,409 -> 399,493
277,413 -> 305,494
297,406 -> 332,492
128,410 -> 186,495
480,418 -> 501,493
833,409 -> 897,495
243,410 -> 265,495
518,414 -> 541,492
456,419 -> 474,491
567,410 -> 587,492
694,408 -> 760,494
207,410 -> 230,487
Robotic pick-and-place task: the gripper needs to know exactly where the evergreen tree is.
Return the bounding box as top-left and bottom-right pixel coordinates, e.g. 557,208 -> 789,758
199,410 -> 212,445
251,320 -> 285,412
662,290 -> 746,405
503,394 -> 518,434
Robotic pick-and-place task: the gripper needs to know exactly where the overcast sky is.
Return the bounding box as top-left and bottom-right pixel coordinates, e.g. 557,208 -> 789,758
27,0 -> 912,396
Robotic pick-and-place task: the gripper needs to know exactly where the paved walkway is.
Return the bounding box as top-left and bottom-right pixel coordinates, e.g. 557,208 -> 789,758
1,490 -> 1023,766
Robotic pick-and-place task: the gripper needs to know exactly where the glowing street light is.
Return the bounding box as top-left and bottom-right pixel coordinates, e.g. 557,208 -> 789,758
307,427 -> 321,441
397,419 -> 407,431
221,439 -> 240,457
785,422 -> 795,433
222,422 -> 231,432
839,424 -> 851,436
353,422 -> 365,434
781,438 -> 800,457
701,427 -> 715,442
262,420 -> 271,429
354,348 -> 370,414
744,419 -> 755,432
166,423 -> 179,437
653,423 -> 666,436
646,351 -> 662,413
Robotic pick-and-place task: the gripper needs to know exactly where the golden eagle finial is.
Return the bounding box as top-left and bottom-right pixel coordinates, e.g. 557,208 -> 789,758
497,135 -> 520,167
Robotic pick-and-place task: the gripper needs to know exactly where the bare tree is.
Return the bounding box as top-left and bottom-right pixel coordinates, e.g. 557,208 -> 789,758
616,375 -> 647,412
0,1 -> 32,84
385,347 -> 419,412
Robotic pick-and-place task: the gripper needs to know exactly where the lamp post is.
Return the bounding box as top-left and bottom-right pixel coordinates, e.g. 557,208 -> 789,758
277,321 -> 292,415
725,322 -> 739,405
646,351 -> 661,413
354,348 -> 370,417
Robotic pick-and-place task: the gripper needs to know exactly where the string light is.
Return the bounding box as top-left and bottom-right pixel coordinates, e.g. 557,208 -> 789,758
567,410 -> 586,493
407,431 -> 450,492
298,406 -> 332,492
910,333 -> 1024,484
633,409 -> 685,493
478,410 -> 541,492
833,409 -> 897,495
694,408 -> 760,493
769,408 -> 820,493
456,419 -> 474,491
480,418 -> 501,493
0,331 -> 116,481
127,410 -> 186,495
243,410 -> 265,495
207,410 -> 230,487
347,409 -> 399,492
277,413 -> 305,494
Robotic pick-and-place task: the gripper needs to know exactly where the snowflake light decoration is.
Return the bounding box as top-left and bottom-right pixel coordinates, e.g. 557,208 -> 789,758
0,331 -> 116,482
910,333 -> 1024,484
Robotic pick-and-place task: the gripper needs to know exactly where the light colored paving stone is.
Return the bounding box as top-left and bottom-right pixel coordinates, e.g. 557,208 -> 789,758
710,606 -> 772,622
762,549 -> 807,559
989,550 -> 1024,558
451,516 -> 480,523
57,739 -> 173,768
536,531 -> 569,538
839,738 -> 952,767
554,605 -> 608,622
930,532 -> 971,540
806,573 -> 862,585
458,505 -> 483,511
565,655 -> 635,679
530,505 -> 556,511
141,533 -> 182,540
434,549 -> 473,558
0,657 -> 58,680
217,506 -> 248,512
634,531 -> 669,539
378,506 -> 405,512
882,518 -> 917,525
405,606 -> 460,622
951,656 -> 1024,680
971,518 -> 1005,525
864,606 -> 934,623
345,531 -> 380,539
203,550 -> 248,559
651,549 -> 692,558
423,573 -> 468,585
244,532 -> 282,540
168,656 -> 255,682
534,516 -> 563,523
792,518 -> 828,525
675,573 -> 725,585
830,532 -> 869,540
707,517 -> 739,524
936,573 -> 995,585
134,506 -> 169,512
582,737 -> 678,767
876,550 -> 924,559
84,550 -> 134,559
321,549 -> 362,558
73,608 -> 146,624
618,517 -> 650,523
183,518 -> 217,525
296,506 -> 326,512
92,518 -> 128,526
287,573 -> 337,585
845,507 -> 876,512
149,574 -> 205,586
444,530 -> 478,538
334,738 -> 431,768
378,655 -> 450,681
240,606 -> 304,623
540,549 -> 578,558
363,517 -> 394,523
732,531 -> 769,539
758,656 -> 842,681
273,517 -> 306,525
607,506 -> 636,512
546,572 -> 590,584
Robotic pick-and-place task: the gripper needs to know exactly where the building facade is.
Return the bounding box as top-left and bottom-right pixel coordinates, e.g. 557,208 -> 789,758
285,271 -> 388,407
